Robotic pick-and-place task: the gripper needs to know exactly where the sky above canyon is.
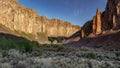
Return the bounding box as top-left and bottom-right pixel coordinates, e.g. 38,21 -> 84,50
18,0 -> 107,26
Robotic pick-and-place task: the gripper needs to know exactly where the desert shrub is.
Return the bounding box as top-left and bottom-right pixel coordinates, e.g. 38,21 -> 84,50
0,37 -> 17,50
0,63 -> 12,68
52,44 -> 59,48
16,39 -> 33,52
54,44 -> 65,51
48,37 -> 67,43
0,37 -> 38,52
48,37 -> 54,43
86,52 -> 96,59
16,39 -> 39,52
57,45 -> 64,51
114,51 -> 120,57
94,44 -> 103,48
52,40 -> 58,44
79,48 -> 89,51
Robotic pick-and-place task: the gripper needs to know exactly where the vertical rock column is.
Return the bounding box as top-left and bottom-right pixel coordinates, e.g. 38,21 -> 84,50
96,8 -> 102,34
92,8 -> 102,35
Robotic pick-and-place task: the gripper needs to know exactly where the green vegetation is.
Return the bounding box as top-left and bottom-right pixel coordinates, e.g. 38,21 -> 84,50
35,44 -> 65,52
48,37 -> 67,43
52,40 -> 58,44
114,51 -> 120,57
0,37 -> 38,52
0,36 -> 66,52
79,47 -> 89,51
86,52 -> 96,59
52,44 -> 64,51
0,36 -> 119,68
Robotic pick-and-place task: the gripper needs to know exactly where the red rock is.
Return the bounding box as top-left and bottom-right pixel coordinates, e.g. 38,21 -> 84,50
92,8 -> 102,35
102,0 -> 120,30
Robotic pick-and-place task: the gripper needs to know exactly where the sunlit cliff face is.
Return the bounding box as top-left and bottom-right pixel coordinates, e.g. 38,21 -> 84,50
0,0 -> 80,43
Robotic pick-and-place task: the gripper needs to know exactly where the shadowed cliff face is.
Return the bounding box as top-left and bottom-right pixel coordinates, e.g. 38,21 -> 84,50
102,0 -> 120,30
83,0 -> 120,37
0,0 -> 80,42
63,0 -> 120,44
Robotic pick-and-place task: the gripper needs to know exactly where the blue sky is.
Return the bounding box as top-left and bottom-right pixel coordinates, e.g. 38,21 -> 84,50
18,0 -> 107,26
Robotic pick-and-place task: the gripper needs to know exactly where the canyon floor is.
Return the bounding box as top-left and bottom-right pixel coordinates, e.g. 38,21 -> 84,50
0,46 -> 119,68
0,0 -> 120,68
0,35 -> 119,68
0,31 -> 119,68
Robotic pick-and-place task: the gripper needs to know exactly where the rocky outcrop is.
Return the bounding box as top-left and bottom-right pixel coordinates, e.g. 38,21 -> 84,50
0,0 -> 80,42
92,8 -> 102,35
69,8 -> 103,41
82,0 -> 120,37
64,0 -> 120,50
102,0 -> 120,30
73,0 -> 120,38
63,0 -> 120,44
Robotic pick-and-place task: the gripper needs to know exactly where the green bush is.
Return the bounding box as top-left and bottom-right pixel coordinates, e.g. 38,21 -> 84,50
52,40 -> 58,44
57,45 -> 64,51
114,51 -> 120,57
0,37 -> 17,49
0,37 -> 38,52
86,52 -> 96,59
0,36 -> 66,52
16,39 -> 32,52
51,44 -> 64,51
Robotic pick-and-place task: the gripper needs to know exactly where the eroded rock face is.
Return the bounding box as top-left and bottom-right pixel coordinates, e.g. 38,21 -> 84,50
0,0 -> 80,42
96,8 -> 102,34
63,0 -> 120,44
102,0 -> 120,30
92,8 -> 102,35
78,0 -> 120,38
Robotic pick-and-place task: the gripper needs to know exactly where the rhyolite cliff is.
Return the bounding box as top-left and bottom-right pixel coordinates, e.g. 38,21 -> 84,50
63,0 -> 120,44
0,0 -> 80,43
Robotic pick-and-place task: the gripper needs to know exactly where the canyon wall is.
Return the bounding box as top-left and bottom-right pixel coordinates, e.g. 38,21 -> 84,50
0,0 -> 80,42
81,0 -> 120,38
102,0 -> 120,31
102,0 -> 120,30
63,0 -> 120,44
